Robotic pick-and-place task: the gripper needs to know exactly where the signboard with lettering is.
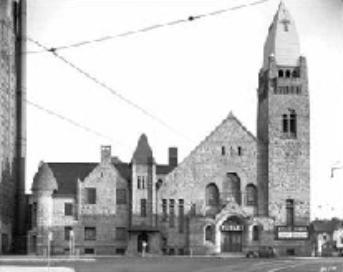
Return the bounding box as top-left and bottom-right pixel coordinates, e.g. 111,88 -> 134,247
275,226 -> 309,240
221,224 -> 244,232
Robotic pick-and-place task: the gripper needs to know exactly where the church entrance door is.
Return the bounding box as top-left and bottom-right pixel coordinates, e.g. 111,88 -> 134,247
221,231 -> 242,252
220,216 -> 244,252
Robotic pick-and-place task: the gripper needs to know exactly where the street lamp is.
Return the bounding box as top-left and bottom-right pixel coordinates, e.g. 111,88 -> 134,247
330,162 -> 343,178
69,229 -> 74,257
47,231 -> 53,271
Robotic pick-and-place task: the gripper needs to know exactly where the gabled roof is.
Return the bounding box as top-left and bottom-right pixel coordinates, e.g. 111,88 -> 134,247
156,164 -> 174,175
165,111 -> 256,178
132,134 -> 154,164
185,111 -> 256,158
263,1 -> 300,69
113,162 -> 131,180
48,163 -> 97,195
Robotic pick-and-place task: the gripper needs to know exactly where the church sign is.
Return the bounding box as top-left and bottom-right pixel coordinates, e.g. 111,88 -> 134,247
275,226 -> 309,240
221,224 -> 244,232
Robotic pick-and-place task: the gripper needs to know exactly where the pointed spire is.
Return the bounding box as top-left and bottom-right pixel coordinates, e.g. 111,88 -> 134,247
262,1 -> 300,70
132,134 -> 154,164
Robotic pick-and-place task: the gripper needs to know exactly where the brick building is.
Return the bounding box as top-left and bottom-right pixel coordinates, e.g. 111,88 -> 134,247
27,2 -> 311,256
0,0 -> 26,254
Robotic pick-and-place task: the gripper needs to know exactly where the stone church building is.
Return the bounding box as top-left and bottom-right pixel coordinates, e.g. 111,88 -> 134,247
27,2 -> 311,256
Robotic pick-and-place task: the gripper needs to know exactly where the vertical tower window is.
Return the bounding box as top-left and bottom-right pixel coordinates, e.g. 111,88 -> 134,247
290,113 -> 297,136
238,146 -> 242,156
286,199 -> 294,226
141,199 -> 147,217
137,176 -> 141,189
178,199 -> 184,233
282,111 -> 297,138
221,146 -> 226,156
282,114 -> 288,133
142,176 -> 146,189
169,199 -> 175,228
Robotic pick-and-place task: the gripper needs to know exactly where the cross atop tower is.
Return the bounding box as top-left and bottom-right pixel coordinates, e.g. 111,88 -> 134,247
280,18 -> 290,31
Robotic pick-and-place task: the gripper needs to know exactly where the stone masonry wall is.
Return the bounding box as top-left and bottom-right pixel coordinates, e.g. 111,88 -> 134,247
158,114 -> 258,251
0,1 -> 18,253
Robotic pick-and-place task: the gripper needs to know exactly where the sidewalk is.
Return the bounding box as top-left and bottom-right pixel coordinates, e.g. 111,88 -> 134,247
0,267 -> 75,272
0,255 -> 95,262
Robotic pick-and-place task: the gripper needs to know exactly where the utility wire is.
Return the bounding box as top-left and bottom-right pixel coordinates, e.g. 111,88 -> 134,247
26,0 -> 270,54
27,99 -> 116,142
27,37 -> 193,142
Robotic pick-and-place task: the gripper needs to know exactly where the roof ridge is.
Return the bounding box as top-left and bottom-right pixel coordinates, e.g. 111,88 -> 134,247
166,111 -> 256,177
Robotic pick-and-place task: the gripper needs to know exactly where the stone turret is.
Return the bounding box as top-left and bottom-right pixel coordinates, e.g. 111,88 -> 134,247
131,134 -> 156,226
31,162 -> 57,255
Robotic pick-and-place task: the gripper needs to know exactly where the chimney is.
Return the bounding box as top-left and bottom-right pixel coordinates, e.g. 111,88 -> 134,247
101,145 -> 111,163
168,147 -> 178,168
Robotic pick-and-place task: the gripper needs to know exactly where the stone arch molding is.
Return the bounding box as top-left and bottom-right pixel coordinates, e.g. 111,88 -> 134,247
213,201 -> 249,253
210,163 -> 251,193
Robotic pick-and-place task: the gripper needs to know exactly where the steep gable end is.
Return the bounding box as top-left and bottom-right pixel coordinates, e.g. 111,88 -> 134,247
166,112 -> 256,178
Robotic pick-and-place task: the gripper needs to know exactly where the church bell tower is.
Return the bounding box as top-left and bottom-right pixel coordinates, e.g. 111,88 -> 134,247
257,2 -> 310,226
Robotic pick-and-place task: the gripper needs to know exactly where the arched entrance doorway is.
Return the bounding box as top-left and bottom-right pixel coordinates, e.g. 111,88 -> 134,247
137,232 -> 149,253
220,216 -> 243,252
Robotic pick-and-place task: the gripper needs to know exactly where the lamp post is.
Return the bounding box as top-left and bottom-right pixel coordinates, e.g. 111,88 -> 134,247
330,162 -> 343,178
47,231 -> 53,272
69,229 -> 74,258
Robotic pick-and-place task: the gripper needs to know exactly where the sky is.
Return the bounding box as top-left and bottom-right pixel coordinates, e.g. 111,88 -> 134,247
26,0 -> 343,220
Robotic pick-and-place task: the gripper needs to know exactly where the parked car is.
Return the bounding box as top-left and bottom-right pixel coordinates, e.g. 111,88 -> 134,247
246,246 -> 275,258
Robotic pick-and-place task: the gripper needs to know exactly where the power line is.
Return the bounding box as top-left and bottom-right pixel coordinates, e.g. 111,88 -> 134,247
27,37 -> 193,142
27,99 -> 117,143
26,0 -> 270,54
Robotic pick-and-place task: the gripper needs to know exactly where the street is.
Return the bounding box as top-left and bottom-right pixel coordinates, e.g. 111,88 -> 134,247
1,257 -> 343,272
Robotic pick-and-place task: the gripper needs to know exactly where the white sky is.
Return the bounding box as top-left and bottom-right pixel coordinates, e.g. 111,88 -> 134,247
26,0 -> 343,220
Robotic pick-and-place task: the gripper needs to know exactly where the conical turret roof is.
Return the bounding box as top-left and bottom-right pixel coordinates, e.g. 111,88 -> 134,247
31,163 -> 58,192
132,134 -> 154,164
263,1 -> 300,69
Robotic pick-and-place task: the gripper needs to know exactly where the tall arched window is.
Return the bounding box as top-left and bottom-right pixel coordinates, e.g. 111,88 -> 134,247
205,225 -> 214,243
224,173 -> 241,205
206,183 -> 219,207
282,110 -> 297,138
246,184 -> 257,206
278,70 -> 284,78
